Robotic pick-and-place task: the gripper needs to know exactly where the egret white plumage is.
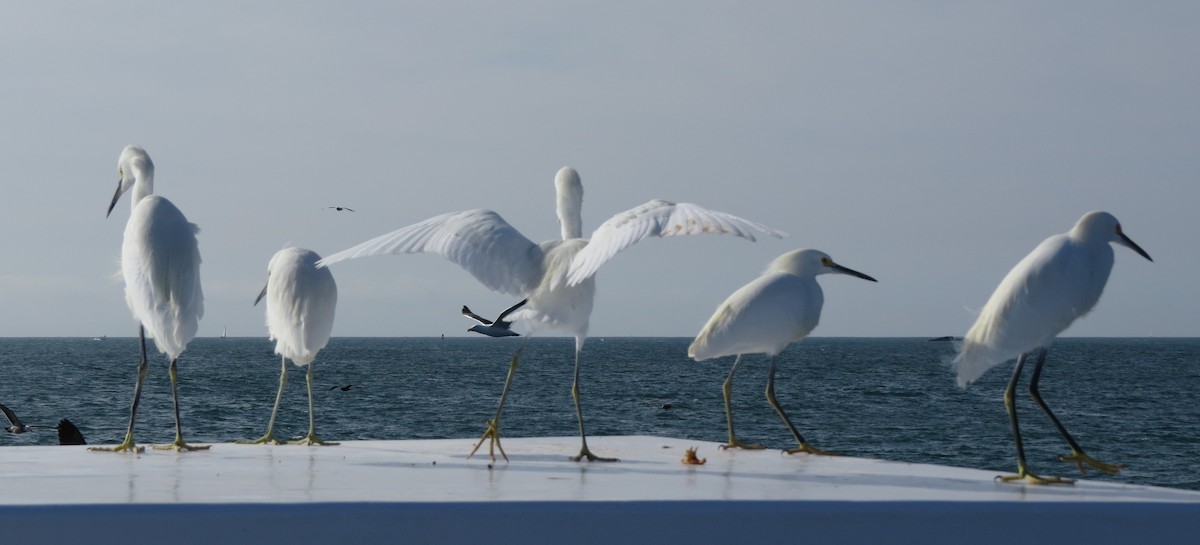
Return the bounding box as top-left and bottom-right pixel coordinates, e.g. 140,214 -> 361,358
96,145 -> 206,453
462,299 -> 527,337
318,166 -> 784,462
953,211 -> 1152,485
240,247 -> 338,446
689,249 -> 876,454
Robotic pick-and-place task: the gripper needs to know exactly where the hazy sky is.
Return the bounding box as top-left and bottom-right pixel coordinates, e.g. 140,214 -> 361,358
1,2 -> 1196,338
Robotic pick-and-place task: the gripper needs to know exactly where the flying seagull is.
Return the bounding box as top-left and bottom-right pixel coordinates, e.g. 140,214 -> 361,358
0,402 -> 44,433
462,299 -> 528,337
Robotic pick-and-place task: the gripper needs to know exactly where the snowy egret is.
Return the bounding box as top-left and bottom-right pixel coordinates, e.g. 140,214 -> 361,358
95,145 -> 206,453
689,249 -> 876,454
953,211 -> 1152,485
462,299 -> 527,337
318,166 -> 784,462
240,247 -> 338,446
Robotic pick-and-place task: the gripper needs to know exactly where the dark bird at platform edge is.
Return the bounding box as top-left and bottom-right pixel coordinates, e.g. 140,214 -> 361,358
56,419 -> 86,445
462,299 -> 528,338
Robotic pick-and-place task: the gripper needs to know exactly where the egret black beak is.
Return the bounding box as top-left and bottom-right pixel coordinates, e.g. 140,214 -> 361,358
832,263 -> 877,282
1117,229 -> 1152,262
106,181 -> 123,218
254,284 -> 268,306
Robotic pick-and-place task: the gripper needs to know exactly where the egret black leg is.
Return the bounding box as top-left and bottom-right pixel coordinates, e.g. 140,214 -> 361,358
91,326 -> 150,453
154,358 -> 210,451
998,351 -> 1071,484
1001,352 -> 1032,478
571,345 -> 617,463
290,362 -> 336,445
719,354 -> 765,450
1028,348 -> 1123,475
765,356 -> 836,456
470,337 -> 529,462
238,355 -> 287,445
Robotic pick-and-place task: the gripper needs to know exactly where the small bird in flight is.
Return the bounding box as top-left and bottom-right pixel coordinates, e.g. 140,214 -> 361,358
462,299 -> 527,337
329,384 -> 354,392
1,402 -> 46,433
326,206 -> 355,212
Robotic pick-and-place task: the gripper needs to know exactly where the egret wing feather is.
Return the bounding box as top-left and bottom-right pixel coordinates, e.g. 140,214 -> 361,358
122,195 -> 204,360
689,273 -> 820,361
264,248 -> 337,366
954,235 -> 1114,386
565,200 -> 786,287
317,209 -> 544,297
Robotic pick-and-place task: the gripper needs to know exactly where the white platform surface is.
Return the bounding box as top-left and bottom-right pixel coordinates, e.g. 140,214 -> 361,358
3,435 -> 1198,544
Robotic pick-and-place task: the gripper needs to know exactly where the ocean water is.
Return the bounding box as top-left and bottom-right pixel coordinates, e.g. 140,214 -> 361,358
0,336 -> 1196,491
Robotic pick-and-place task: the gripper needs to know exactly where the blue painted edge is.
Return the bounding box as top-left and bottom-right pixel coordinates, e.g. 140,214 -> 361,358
4,501 -> 1198,544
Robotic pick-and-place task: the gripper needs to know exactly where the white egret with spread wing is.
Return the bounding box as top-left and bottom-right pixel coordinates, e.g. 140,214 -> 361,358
689,249 -> 876,454
96,145 -> 206,453
240,247 -> 338,446
318,166 -> 784,462
954,211 -> 1152,485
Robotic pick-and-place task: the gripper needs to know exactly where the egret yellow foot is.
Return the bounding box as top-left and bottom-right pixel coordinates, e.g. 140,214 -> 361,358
719,438 -> 766,450
236,433 -> 283,445
997,471 -> 1075,485
468,419 -> 507,462
1060,450 -> 1124,475
571,446 -> 618,462
289,433 -> 337,446
784,443 -> 839,456
90,437 -> 145,454
153,440 -> 211,451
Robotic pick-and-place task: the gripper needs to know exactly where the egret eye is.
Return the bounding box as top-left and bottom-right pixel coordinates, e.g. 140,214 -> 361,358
821,257 -> 833,266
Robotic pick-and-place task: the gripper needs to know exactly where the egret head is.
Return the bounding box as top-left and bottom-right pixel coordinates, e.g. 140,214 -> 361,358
1073,211 -> 1152,262
107,145 -> 154,218
769,249 -> 878,282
